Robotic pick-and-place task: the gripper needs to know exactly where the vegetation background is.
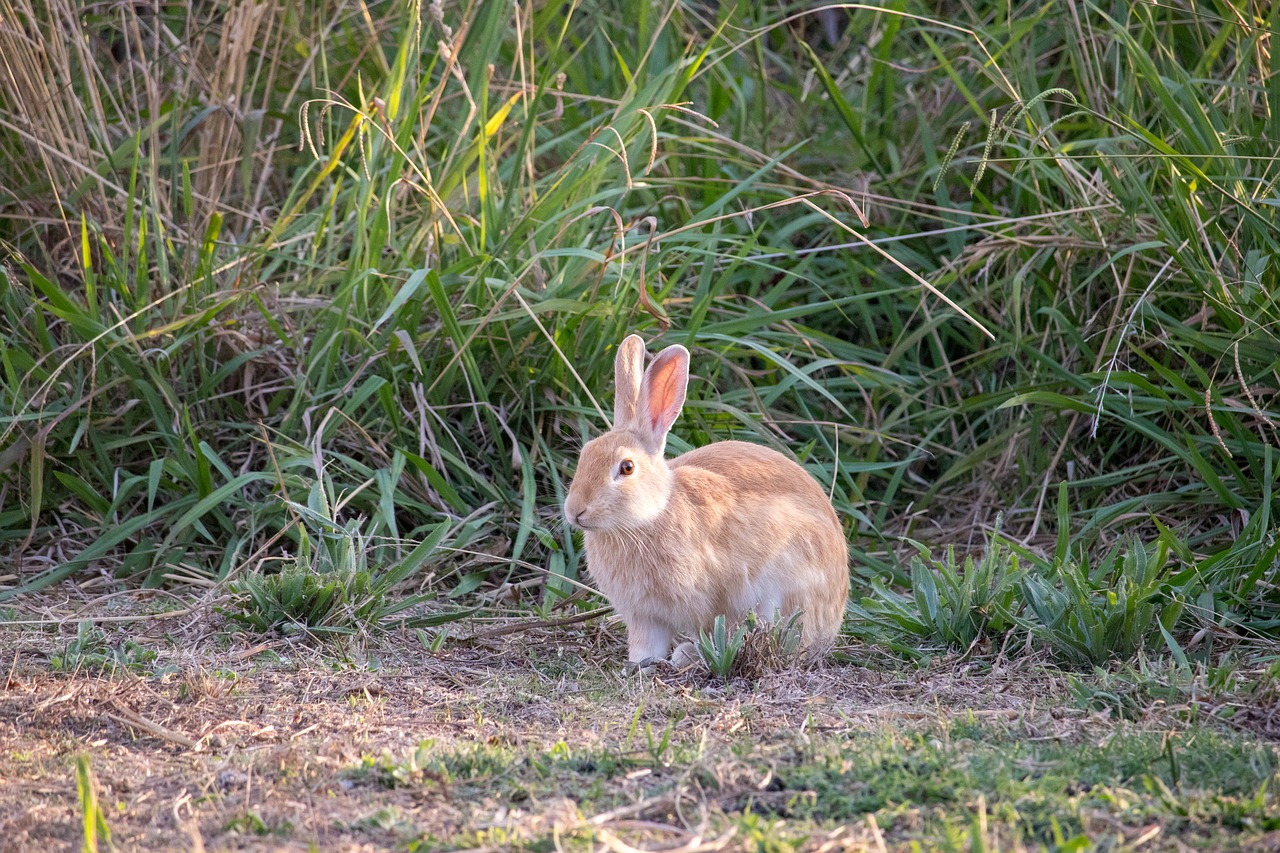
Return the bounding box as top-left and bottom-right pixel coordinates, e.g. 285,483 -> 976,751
2,0 -> 1280,848
3,0 -> 1278,661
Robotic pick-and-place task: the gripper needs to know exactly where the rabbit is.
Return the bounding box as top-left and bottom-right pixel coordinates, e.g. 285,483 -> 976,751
563,334 -> 849,667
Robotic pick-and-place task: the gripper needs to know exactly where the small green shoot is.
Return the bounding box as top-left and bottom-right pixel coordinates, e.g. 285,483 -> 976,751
76,755 -> 113,853
697,614 -> 748,679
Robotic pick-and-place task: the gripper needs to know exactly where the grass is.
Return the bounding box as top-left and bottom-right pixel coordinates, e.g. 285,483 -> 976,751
222,477 -> 469,637
2,0 -> 1280,847
355,724 -> 1280,850
48,620 -> 165,676
697,611 -> 806,679
1,0 -> 1277,621
75,755 -> 113,853
847,498 -> 1194,666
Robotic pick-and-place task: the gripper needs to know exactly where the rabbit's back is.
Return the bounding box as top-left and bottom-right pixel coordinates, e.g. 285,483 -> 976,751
672,441 -> 848,644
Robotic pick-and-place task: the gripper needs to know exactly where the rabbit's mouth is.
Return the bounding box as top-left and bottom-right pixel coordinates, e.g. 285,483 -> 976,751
566,507 -> 612,531
568,514 -> 602,531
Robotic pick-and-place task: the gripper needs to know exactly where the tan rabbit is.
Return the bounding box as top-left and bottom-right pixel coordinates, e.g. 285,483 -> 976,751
563,334 -> 849,666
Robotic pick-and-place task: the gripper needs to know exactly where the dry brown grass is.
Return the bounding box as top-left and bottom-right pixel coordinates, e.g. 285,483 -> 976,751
0,593 -> 1102,852
0,0 -> 307,252
5,591 -> 1280,852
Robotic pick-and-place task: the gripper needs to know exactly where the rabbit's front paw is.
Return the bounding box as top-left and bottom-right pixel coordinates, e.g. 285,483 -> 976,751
625,657 -> 666,674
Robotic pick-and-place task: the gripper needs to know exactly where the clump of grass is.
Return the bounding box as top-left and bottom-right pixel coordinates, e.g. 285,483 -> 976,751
229,558 -> 369,640
49,620 -> 165,676
850,493 -> 1190,667
697,614 -> 748,679
223,811 -> 292,839
1020,535 -> 1183,667
696,611 -> 805,679
225,480 -> 462,640
1013,483 -> 1191,666
848,529 -> 1023,654
351,743 -> 453,792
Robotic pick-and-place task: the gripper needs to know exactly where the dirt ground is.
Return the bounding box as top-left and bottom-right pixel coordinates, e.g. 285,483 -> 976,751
0,595 -> 1260,852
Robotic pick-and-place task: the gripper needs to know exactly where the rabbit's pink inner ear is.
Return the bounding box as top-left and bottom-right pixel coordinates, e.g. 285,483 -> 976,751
643,345 -> 689,440
613,335 -> 646,429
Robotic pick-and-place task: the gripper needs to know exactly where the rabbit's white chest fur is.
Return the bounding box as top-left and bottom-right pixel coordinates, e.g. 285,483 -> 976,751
584,534 -> 731,630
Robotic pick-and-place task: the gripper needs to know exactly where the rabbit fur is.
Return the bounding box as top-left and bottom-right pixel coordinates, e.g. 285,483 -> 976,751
563,334 -> 849,665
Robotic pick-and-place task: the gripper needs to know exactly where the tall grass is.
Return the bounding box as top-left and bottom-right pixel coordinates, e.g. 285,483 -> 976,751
0,1 -> 1277,646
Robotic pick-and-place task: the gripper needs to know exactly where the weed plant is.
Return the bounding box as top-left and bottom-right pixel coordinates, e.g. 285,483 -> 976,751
49,620 -> 167,675
696,611 -> 807,678
0,1 -> 1277,656
697,614 -> 749,679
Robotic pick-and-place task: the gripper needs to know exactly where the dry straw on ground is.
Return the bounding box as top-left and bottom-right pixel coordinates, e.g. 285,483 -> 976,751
0,592 -> 1114,852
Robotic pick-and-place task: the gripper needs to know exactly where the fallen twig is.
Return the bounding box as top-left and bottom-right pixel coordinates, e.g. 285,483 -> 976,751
464,606 -> 611,640
104,702 -> 198,750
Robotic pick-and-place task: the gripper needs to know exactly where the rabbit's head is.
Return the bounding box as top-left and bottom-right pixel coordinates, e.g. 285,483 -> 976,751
563,335 -> 688,532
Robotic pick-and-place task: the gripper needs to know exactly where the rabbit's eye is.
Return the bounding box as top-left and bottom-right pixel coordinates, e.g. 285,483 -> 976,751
618,459 -> 635,476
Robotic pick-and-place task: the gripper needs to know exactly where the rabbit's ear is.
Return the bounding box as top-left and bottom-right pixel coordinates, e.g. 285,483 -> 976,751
613,334 -> 647,430
639,344 -> 689,454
